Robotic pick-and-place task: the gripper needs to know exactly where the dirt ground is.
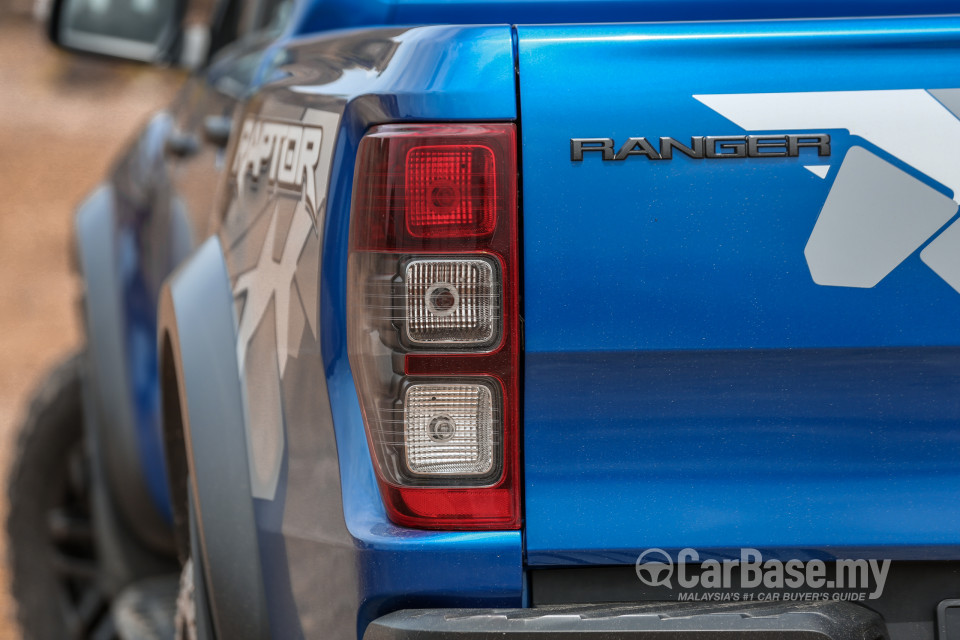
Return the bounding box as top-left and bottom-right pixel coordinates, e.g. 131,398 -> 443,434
0,13 -> 181,638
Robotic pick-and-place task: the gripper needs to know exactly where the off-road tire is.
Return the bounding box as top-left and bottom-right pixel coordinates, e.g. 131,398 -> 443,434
6,353 -> 113,639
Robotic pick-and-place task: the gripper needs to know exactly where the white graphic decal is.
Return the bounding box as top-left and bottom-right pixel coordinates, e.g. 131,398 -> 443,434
694,90 -> 960,203
232,119 -> 324,218
697,89 -> 960,293
234,191 -> 315,378
227,109 -> 339,501
803,165 -> 830,179
921,218 -> 960,293
803,147 -> 956,288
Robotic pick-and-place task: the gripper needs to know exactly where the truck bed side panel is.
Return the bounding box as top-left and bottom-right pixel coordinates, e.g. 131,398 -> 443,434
518,17 -> 960,564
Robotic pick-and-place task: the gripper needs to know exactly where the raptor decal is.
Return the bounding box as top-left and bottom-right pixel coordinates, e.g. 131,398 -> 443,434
224,108 -> 340,501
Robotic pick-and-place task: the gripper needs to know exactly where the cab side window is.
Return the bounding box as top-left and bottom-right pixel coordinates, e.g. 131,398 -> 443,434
205,0 -> 292,60
241,0 -> 293,37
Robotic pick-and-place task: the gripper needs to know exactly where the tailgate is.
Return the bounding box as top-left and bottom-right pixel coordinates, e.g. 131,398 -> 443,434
517,17 -> 960,565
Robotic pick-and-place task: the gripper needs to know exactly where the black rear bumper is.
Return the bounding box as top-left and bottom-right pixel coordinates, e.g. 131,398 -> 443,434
363,601 -> 887,639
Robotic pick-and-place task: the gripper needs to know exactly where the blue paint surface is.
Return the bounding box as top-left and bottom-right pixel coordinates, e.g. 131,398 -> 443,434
291,0 -> 960,37
518,17 -> 960,564
312,25 -> 524,636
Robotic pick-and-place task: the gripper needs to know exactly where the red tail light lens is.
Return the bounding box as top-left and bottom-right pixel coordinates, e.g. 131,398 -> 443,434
347,124 -> 519,530
405,145 -> 497,238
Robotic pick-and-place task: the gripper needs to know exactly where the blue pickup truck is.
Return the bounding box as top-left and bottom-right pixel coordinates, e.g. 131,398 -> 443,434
9,0 -> 960,638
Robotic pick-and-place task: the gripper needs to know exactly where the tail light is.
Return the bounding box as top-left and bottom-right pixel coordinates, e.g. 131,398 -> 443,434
347,123 -> 520,530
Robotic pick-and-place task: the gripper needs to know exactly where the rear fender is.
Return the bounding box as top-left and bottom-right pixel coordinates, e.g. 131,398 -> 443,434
158,236 -> 270,640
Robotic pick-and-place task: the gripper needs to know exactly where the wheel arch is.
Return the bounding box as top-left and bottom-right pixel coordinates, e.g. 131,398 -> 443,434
157,235 -> 270,640
75,183 -> 176,556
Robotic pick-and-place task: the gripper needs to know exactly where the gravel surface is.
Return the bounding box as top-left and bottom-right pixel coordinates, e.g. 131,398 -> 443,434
0,14 -> 181,638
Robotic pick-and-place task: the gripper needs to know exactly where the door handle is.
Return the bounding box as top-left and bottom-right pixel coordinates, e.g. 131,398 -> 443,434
164,130 -> 199,158
203,115 -> 232,149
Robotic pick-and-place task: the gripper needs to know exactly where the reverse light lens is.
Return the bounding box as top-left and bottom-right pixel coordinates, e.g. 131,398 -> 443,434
404,258 -> 499,347
404,382 -> 497,476
405,145 -> 497,238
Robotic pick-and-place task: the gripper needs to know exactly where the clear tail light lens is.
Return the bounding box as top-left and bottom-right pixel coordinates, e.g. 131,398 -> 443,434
403,381 -> 498,477
403,258 -> 500,347
347,123 -> 519,530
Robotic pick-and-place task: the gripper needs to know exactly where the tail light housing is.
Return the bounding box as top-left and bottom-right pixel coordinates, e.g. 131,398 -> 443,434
347,123 -> 520,530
